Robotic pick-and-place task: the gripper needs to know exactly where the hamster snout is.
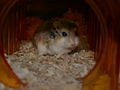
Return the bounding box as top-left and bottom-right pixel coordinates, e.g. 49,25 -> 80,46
67,37 -> 79,50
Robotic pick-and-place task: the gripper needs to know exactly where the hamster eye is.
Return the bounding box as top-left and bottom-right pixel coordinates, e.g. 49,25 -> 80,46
62,32 -> 67,37
49,32 -> 56,39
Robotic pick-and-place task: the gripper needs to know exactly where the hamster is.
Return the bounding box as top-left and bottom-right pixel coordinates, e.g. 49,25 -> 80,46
32,19 -> 80,56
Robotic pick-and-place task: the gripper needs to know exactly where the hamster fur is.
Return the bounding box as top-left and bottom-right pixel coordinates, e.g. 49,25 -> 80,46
33,19 -> 80,56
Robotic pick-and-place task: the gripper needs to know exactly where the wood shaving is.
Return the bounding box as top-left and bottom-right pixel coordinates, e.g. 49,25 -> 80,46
0,41 -> 96,90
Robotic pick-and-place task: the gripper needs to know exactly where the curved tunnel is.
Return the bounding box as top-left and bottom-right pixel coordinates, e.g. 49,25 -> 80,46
0,0 -> 119,89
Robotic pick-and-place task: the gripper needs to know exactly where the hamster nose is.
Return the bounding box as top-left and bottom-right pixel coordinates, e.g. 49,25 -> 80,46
69,39 -> 76,47
70,43 -> 76,48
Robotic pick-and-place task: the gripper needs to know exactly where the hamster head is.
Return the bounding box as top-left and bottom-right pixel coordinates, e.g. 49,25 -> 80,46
48,28 -> 79,55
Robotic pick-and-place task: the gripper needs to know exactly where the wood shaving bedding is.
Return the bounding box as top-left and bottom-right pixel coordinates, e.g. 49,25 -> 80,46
0,41 -> 96,90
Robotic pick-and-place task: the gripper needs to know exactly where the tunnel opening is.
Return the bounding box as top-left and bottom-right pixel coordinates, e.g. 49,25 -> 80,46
0,0 -> 114,90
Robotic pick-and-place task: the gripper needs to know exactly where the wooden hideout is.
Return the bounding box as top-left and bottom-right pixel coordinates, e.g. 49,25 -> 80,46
0,0 -> 120,90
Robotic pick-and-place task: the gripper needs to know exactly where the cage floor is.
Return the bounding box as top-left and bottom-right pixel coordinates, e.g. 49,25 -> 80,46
0,41 -> 95,90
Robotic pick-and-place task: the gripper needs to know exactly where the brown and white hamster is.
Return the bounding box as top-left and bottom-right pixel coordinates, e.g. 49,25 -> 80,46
32,19 -> 80,56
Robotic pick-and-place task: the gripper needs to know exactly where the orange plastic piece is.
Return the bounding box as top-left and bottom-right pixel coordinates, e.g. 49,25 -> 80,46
82,74 -> 111,90
0,51 -> 27,88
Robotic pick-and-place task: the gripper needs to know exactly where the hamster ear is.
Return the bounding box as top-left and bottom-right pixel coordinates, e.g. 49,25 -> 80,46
53,21 -> 60,29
